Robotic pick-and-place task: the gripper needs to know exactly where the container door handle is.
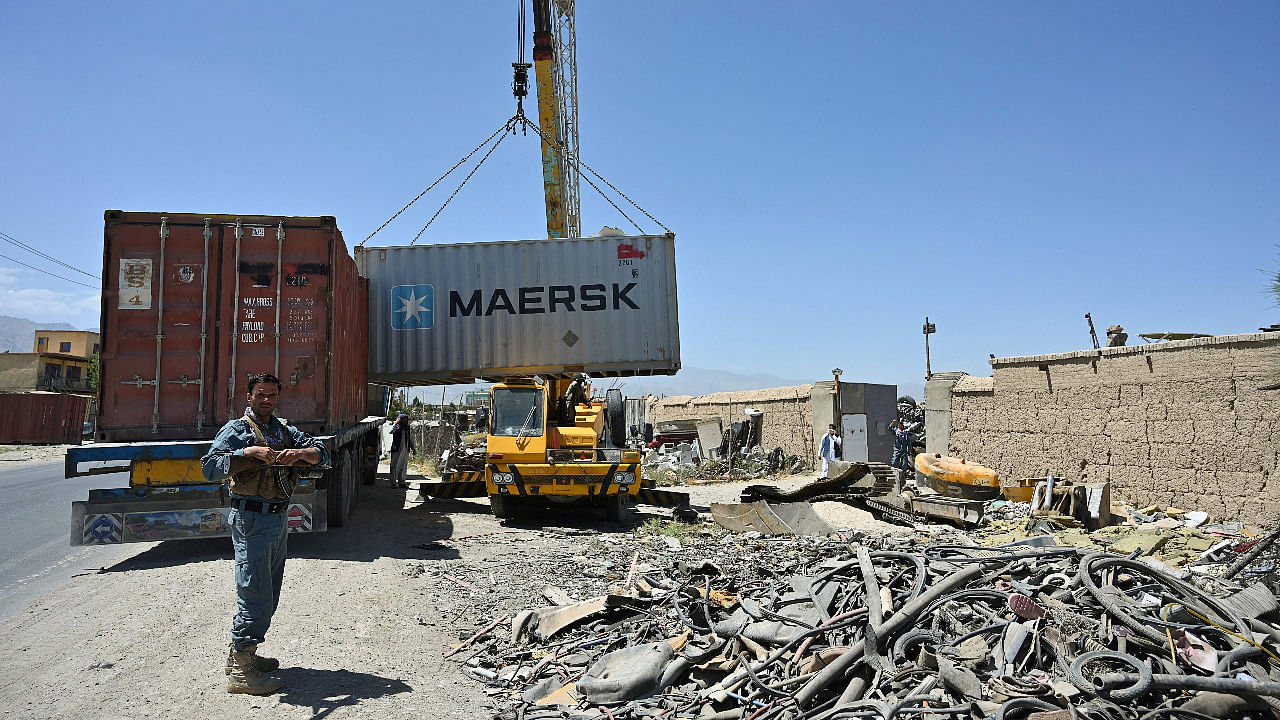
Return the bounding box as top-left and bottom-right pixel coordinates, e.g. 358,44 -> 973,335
165,375 -> 202,386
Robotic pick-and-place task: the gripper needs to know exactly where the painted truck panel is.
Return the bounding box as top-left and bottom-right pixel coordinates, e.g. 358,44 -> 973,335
355,235 -> 680,385
98,211 -> 368,441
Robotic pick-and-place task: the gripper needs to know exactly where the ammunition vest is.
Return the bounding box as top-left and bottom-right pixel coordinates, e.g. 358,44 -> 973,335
227,412 -> 298,501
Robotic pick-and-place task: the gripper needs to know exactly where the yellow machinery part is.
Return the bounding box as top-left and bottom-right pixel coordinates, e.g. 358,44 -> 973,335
914,453 -> 999,488
555,426 -> 597,448
488,463 -> 640,497
131,458 -> 207,486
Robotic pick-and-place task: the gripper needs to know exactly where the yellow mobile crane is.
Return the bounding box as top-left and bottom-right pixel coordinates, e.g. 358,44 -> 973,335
486,1 -> 638,520
419,1 -> 691,521
483,377 -> 639,520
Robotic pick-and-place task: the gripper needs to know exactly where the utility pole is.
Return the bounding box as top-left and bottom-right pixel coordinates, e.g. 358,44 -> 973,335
832,368 -> 843,437
922,318 -> 936,379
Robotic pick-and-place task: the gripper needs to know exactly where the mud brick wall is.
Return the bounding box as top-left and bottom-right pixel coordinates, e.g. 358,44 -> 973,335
649,384 -> 816,460
948,333 -> 1280,525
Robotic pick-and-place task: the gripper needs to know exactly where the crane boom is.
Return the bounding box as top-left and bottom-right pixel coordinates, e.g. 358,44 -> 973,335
532,0 -> 581,239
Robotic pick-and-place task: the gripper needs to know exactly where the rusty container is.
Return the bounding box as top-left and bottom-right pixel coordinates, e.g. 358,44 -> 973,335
0,392 -> 89,444
97,211 -> 368,442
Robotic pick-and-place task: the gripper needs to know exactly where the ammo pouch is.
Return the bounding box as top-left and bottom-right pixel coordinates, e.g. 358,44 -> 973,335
227,413 -> 299,501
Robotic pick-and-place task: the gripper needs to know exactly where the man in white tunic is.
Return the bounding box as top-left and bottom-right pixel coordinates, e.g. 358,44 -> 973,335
818,424 -> 841,478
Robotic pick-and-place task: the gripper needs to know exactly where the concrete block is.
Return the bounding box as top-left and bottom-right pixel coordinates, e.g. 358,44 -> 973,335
1111,530 -> 1169,556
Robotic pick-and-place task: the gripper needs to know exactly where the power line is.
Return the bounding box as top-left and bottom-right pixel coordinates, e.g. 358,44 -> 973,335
0,229 -> 99,280
0,251 -> 99,289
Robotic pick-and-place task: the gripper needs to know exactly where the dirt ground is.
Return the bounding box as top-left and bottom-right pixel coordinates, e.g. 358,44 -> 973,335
0,468 -> 904,720
0,443 -> 76,463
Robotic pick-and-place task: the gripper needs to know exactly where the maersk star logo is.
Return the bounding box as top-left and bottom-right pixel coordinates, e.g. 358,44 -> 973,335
391,284 -> 434,330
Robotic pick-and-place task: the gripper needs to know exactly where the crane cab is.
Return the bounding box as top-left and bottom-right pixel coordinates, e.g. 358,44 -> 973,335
482,375 -> 640,520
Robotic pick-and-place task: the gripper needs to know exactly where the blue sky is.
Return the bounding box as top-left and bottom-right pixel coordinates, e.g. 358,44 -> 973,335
1,2 -> 1276,391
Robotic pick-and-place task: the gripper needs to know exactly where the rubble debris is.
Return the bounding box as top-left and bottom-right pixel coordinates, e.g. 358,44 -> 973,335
649,420 -> 700,450
695,420 -> 724,461
740,462 -> 879,502
440,434 -> 487,473
645,445 -> 807,486
977,502 -> 1276,572
709,501 -> 835,536
455,527 -> 1280,720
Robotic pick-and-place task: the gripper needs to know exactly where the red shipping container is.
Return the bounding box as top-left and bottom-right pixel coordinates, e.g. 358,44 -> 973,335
98,211 -> 368,442
0,392 -> 89,444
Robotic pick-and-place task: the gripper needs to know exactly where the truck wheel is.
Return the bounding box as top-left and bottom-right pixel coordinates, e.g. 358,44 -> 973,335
328,446 -> 354,527
604,491 -> 628,523
348,446 -> 361,508
606,389 -> 625,448
360,437 -> 377,485
490,493 -> 517,519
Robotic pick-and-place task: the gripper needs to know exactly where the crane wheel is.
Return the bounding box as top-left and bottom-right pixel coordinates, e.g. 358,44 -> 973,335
603,492 -> 628,523
490,493 -> 517,519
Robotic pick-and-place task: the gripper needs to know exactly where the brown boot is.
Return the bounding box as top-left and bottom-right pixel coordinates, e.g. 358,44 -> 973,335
225,644 -> 279,674
225,647 -> 283,695
250,645 -> 279,673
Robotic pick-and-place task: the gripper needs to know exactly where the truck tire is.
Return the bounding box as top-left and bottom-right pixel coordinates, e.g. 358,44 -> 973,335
606,389 -> 625,448
360,436 -> 377,485
490,493 -> 517,519
348,446 -> 361,508
327,446 -> 354,527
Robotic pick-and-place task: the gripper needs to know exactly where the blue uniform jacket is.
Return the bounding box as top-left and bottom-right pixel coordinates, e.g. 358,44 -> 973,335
201,414 -> 331,500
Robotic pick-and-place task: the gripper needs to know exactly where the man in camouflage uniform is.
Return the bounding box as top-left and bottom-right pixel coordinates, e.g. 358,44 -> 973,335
202,372 -> 329,694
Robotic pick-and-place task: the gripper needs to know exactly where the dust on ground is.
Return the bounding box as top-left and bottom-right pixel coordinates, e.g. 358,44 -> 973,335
0,443 -> 77,463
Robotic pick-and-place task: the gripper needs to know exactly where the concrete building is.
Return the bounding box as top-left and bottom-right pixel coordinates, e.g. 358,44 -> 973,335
33,330 -> 99,359
0,352 -> 93,393
647,380 -> 898,465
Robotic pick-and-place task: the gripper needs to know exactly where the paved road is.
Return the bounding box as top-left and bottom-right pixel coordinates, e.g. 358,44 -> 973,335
0,459 -> 136,621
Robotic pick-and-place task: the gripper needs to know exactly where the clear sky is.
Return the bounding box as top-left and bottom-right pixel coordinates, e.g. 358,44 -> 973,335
1,2 -> 1276,390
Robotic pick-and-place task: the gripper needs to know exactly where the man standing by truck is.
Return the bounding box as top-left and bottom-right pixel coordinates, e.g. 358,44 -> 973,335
201,372 -> 330,695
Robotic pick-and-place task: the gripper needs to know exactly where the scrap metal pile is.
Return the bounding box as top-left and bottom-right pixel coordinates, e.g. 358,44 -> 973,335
455,533 -> 1280,720
648,446 -> 808,486
441,435 -> 488,473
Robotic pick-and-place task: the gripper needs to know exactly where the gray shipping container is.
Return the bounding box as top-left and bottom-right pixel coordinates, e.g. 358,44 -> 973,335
355,235 -> 680,385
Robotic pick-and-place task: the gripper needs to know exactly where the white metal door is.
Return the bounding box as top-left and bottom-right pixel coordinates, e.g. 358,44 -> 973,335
842,414 -> 868,462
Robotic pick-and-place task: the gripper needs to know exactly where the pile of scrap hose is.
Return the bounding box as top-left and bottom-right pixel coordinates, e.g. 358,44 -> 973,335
450,535 -> 1280,720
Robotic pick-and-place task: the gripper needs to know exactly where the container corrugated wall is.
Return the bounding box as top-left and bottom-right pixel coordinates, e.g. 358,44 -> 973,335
0,392 -> 88,444
98,211 -> 368,442
357,235 -> 680,385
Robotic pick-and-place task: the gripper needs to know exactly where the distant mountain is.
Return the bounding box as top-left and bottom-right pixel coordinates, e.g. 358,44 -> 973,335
616,370 -> 924,402
602,367 -> 809,398
0,315 -> 80,353
400,368 -> 922,405
399,367 -> 806,406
